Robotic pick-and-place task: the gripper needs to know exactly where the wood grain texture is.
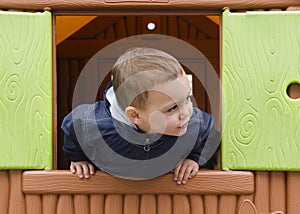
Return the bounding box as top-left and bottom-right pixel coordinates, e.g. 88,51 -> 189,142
123,195 -> 139,214
22,170 -> 254,195
140,195 -> 156,214
8,171 -> 25,214
204,195 -> 218,214
52,13 -> 58,170
222,9 -> 300,171
90,195 -> 104,214
25,195 -> 42,214
254,172 -> 269,213
173,195 -> 190,214
42,195 -> 58,214
57,195 -> 74,214
58,39 -> 218,59
5,170 -> 299,214
157,195 -> 172,214
0,0 -> 299,11
219,195 -> 237,214
0,171 -> 9,214
57,59 -> 71,169
270,172 -> 286,213
104,195 -> 123,214
74,195 -> 89,214
189,195 -> 204,214
238,199 -> 257,214
287,172 -> 300,214
237,194 -> 254,213
0,11 -> 52,170
181,16 -> 219,39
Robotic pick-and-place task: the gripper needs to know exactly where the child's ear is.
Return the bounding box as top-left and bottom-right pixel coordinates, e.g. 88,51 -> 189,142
125,106 -> 141,124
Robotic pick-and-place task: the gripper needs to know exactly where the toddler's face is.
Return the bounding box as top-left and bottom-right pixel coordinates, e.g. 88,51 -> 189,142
137,73 -> 193,136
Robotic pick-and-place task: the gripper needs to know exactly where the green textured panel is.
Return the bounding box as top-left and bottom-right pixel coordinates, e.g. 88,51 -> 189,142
0,11 -> 52,169
222,9 -> 300,170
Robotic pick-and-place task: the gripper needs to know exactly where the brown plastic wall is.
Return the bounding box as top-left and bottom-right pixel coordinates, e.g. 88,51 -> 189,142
0,170 -> 299,213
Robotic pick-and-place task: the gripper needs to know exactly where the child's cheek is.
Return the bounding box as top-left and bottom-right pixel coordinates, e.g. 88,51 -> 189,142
189,103 -> 193,117
148,111 -> 167,133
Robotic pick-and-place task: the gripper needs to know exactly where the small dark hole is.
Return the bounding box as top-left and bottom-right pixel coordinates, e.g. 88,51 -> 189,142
287,83 -> 300,99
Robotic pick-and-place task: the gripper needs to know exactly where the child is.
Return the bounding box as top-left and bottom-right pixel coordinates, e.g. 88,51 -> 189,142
61,47 -> 220,184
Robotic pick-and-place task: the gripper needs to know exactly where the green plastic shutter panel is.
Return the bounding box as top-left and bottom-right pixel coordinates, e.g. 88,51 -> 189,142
0,11 -> 52,169
222,9 -> 300,170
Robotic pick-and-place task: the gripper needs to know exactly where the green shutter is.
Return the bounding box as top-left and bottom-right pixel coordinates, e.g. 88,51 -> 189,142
222,9 -> 300,170
0,11 -> 52,169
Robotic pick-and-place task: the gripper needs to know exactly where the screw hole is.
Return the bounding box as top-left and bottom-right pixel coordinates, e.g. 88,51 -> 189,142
287,82 -> 300,99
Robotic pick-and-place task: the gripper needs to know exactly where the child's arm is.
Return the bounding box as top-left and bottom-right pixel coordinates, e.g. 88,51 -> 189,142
184,110 -> 220,168
173,159 -> 199,184
70,161 -> 95,178
61,105 -> 95,178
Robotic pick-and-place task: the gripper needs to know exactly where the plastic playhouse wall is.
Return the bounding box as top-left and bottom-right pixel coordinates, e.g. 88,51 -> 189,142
0,1 -> 300,214
1,170 -> 300,213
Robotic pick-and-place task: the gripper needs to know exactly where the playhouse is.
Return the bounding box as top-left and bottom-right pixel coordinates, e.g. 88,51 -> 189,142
0,0 -> 300,213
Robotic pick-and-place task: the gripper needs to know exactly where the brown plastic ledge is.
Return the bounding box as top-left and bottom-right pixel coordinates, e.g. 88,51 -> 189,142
0,0 -> 299,11
22,170 -> 254,195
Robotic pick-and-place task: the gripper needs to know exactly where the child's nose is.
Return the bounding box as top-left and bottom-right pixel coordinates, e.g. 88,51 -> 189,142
179,106 -> 190,119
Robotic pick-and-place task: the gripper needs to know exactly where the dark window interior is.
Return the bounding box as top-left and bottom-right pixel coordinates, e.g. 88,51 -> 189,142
56,15 -> 220,169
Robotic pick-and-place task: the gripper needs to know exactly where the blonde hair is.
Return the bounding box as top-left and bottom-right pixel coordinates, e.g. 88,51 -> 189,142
112,47 -> 184,109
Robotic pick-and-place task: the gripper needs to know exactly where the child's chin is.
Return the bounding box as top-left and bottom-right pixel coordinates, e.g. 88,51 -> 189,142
179,128 -> 188,136
169,128 -> 188,136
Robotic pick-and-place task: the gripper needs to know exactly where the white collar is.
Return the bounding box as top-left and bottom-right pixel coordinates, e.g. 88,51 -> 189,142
106,87 -> 137,128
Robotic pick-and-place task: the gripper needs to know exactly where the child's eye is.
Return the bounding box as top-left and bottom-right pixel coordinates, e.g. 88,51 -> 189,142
167,105 -> 178,112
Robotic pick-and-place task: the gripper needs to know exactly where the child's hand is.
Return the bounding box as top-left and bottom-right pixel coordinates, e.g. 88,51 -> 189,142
70,161 -> 95,179
173,159 -> 199,184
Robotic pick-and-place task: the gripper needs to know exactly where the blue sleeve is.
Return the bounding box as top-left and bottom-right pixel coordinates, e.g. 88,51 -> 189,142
186,111 -> 220,168
61,111 -> 89,162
